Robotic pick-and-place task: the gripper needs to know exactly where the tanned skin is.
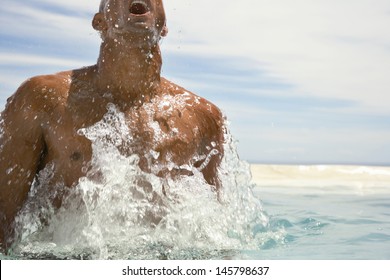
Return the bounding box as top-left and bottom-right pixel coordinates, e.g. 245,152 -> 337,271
0,0 -> 224,250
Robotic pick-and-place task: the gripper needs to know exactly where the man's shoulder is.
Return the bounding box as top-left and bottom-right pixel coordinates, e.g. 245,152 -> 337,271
18,71 -> 72,95
7,71 -> 73,110
161,78 -> 223,118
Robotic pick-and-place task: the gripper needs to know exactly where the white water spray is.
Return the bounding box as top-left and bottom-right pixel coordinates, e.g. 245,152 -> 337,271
11,104 -> 269,259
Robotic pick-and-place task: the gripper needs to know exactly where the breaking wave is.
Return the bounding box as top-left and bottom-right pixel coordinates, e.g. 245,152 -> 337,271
251,164 -> 390,195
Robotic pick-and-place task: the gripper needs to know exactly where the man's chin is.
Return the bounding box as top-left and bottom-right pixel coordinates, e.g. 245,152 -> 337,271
109,27 -> 160,46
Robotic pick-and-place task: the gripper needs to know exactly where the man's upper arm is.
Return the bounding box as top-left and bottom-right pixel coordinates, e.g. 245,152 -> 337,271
197,101 -> 225,189
0,80 -> 46,248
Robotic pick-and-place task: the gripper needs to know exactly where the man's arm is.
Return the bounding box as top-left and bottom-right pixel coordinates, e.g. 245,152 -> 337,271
0,82 -> 46,250
196,101 -> 226,191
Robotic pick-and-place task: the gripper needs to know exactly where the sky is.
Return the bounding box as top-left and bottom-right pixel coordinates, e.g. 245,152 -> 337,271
1,0 -> 390,165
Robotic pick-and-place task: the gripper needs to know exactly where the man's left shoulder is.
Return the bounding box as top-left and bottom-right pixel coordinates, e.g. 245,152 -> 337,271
161,78 -> 223,120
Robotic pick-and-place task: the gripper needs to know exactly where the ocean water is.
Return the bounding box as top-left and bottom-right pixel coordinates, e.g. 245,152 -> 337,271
1,107 -> 389,260
249,165 -> 390,260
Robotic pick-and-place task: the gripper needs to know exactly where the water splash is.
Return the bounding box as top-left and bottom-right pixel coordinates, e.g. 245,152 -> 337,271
0,114 -> 5,151
10,104 -> 270,259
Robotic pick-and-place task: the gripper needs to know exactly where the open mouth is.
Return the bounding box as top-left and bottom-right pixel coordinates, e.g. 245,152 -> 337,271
129,1 -> 150,16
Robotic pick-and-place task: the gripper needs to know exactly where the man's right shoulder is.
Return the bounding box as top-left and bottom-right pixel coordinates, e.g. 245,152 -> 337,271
16,71 -> 72,97
7,71 -> 72,112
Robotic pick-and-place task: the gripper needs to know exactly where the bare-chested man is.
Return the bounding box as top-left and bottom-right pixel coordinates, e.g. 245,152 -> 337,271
0,0 -> 224,250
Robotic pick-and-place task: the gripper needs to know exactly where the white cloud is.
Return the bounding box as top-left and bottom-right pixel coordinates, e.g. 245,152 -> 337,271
164,0 -> 390,114
0,52 -> 91,94
235,124 -> 390,164
32,0 -> 99,13
0,2 -> 98,43
0,53 -> 90,68
0,0 -> 101,99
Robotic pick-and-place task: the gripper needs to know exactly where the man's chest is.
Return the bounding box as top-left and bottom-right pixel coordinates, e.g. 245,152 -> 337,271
43,102 -> 201,174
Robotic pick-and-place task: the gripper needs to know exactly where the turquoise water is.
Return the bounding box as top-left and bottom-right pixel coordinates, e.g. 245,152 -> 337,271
2,183 -> 389,260
1,182 -> 390,260
246,186 -> 390,260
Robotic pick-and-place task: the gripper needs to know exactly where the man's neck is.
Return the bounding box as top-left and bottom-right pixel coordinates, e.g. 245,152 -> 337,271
94,38 -> 163,105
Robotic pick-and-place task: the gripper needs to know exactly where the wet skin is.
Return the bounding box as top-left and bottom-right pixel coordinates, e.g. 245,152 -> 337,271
0,0 -> 224,250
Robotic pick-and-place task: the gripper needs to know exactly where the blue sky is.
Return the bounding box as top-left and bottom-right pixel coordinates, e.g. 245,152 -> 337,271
1,0 -> 390,165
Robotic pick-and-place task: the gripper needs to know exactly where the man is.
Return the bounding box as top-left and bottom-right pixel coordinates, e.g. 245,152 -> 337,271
0,0 -> 224,250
